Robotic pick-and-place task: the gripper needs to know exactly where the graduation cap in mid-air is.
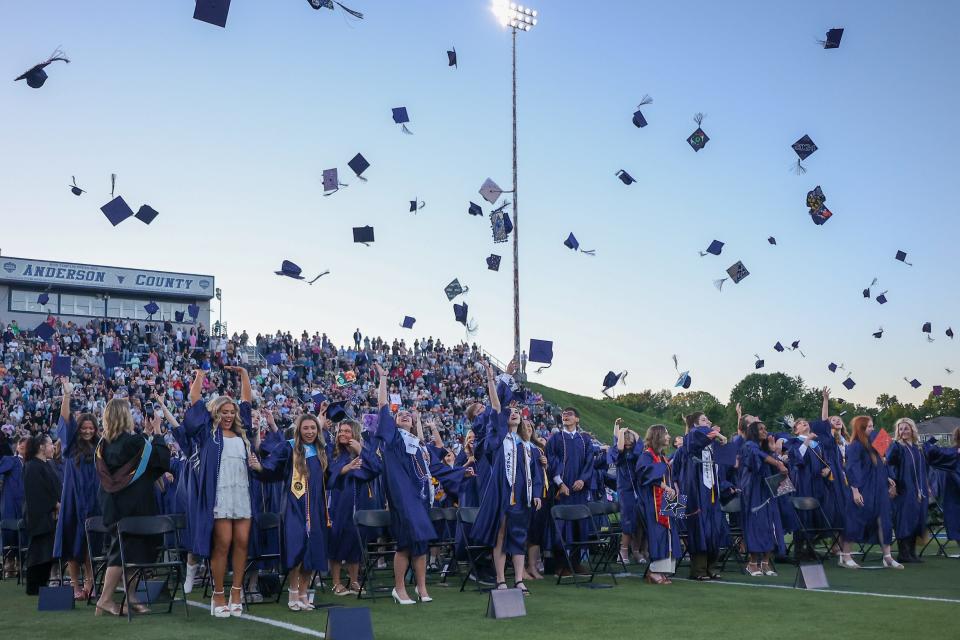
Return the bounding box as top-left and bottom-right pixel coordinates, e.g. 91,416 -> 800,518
479,178 -> 505,204
326,400 -> 351,423
714,261 -> 749,291
353,226 -> 374,245
34,322 -> 55,342
468,201 -> 483,217
174,310 -> 184,322
791,135 -> 818,174
876,291 -> 888,305
14,48 -> 69,88
307,0 -> 364,19
790,340 -> 806,357
873,326 -> 884,339
409,198 -> 426,213
194,0 -> 231,27
905,377 -> 922,389
486,254 -> 501,271
820,28 -> 844,49
768,236 -> 777,245
774,341 -> 785,352
529,339 -> 554,373
700,240 -> 724,257
922,322 -> 932,334
490,203 -> 513,243
947,327 -> 955,339
348,153 -> 370,181
616,169 -> 636,185
144,301 -> 159,316
828,362 -> 840,373
322,168 -> 346,195
275,260 -> 306,280
806,185 -> 833,225
135,205 -> 159,225
68,176 -> 84,196
933,385 -> 944,397
188,303 -> 200,319
895,250 -> 913,266
444,278 -> 469,301
672,354 -> 692,389
842,376 -> 856,390
863,277 -> 878,299
52,355 -> 72,377
447,46 -> 457,67
103,350 -> 121,369
754,355 -> 765,369
101,196 -> 135,226
38,293 -> 50,306
632,95 -> 653,128
564,233 -> 596,255
453,302 -> 468,325
601,371 -> 628,397
687,113 -> 709,152
392,107 -> 413,135
400,316 -> 416,329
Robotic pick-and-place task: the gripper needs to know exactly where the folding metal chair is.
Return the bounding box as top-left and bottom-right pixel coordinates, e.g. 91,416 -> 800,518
116,515 -> 189,622
551,504 -> 615,588
243,512 -> 286,605
354,509 -> 396,601
587,501 -> 624,577
83,516 -> 111,606
717,497 -> 746,572
456,507 -> 494,592
0,518 -> 26,585
787,497 -> 841,563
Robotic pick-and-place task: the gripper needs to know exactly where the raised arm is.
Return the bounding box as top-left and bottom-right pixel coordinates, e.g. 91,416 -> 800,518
821,387 -> 830,421
375,362 -> 388,409
485,362 -> 500,413
189,369 -> 206,405
153,390 -> 179,428
226,366 -> 252,403
59,377 -> 72,423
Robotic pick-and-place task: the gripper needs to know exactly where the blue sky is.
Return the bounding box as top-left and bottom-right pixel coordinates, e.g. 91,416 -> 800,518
1,1 -> 958,406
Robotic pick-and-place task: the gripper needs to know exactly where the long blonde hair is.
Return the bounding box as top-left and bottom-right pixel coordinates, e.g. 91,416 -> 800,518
206,396 -> 250,448
894,417 -> 920,445
102,398 -> 134,443
293,414 -> 328,480
333,419 -> 362,459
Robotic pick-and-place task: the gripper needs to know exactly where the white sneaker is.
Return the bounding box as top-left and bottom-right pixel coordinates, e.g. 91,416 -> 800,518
184,563 -> 198,594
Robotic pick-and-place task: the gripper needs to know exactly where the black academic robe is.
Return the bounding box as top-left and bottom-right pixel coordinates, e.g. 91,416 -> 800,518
23,458 -> 61,567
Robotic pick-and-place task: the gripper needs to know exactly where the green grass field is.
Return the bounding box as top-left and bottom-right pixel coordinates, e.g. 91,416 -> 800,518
526,382 -> 682,436
3,549 -> 958,640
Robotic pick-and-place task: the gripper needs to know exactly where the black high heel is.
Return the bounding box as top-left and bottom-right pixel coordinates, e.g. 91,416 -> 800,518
514,581 -> 530,596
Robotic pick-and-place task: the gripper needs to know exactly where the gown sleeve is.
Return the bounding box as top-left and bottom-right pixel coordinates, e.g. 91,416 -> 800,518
57,415 -> 78,458
845,441 -> 866,490
635,450 -> 668,488
183,399 -> 212,440
257,441 -> 292,483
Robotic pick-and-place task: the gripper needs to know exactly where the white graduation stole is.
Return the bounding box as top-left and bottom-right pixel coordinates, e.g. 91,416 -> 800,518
503,433 -> 533,506
701,446 -> 715,490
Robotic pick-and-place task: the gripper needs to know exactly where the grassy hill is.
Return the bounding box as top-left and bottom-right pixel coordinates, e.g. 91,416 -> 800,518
526,382 -> 683,436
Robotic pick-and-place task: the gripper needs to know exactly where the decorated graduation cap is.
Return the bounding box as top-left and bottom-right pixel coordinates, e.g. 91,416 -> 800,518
714,261 -> 749,291
479,178 -> 504,204
873,326 -> 884,339
307,0 -> 364,19
686,113 -> 709,152
348,153 -> 370,181
755,355 -> 765,369
490,203 -> 513,243
895,250 -> 913,266
672,354 -> 691,389
38,293 -> 50,306
14,48 -> 69,88
101,196 -> 135,226
468,201 -> 483,217
174,310 -> 185,322
806,185 -> 833,225
392,107 -> 413,135
601,371 -> 627,397
632,95 -> 653,128
615,169 -> 635,185
767,236 -> 777,245
486,254 -> 501,271
135,205 -> 159,225
444,278 -> 469,301
700,240 -> 724,257
564,233 -> 595,255
275,260 -> 306,280
353,226 -> 374,245
322,168 -> 346,195
69,176 -> 84,196
52,355 -> 72,377
529,339 -> 554,373
400,316 -> 416,329
774,341 -> 785,352
144,301 -> 160,316
194,0 -> 231,27
188,303 -> 200,319
820,28 -> 844,49
904,377 -> 922,389
791,135 -> 818,174
409,198 -> 426,213
447,46 -> 457,68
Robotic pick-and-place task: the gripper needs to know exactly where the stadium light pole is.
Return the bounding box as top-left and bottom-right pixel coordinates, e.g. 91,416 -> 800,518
492,1 -> 537,374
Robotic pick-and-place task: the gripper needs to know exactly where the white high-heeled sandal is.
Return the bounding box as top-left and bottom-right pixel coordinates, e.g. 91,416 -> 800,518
229,586 -> 243,617
287,588 -> 302,611
210,590 -> 231,618
883,555 -> 904,570
391,588 -> 415,605
837,555 -> 860,569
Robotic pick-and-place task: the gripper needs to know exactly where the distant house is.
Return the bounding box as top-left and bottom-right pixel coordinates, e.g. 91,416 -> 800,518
917,416 -> 960,442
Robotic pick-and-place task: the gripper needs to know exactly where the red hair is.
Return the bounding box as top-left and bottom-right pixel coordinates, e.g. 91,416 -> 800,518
849,415 -> 878,464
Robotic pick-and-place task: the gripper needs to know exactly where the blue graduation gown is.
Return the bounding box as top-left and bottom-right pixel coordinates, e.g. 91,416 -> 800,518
472,384 -> 544,555
809,420 -> 851,531
738,442 -> 785,554
546,427 -> 594,548
607,444 -> 639,535
677,429 -> 725,555
0,455 -> 24,548
328,446 -> 382,563
635,449 -> 680,562
182,398 -> 258,559
844,440 -> 893,544
374,405 -> 435,554
53,416 -> 101,561
924,442 -> 960,542
885,442 -> 929,539
786,436 -> 827,529
258,440 -> 330,571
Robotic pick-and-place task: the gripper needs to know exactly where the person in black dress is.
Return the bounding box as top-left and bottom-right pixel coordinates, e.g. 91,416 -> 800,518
23,433 -> 61,595
93,398 -> 170,616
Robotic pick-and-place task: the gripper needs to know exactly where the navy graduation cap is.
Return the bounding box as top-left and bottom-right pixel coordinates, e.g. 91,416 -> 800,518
616,169 -> 635,185
38,293 -> 50,306
400,316 -> 416,329
353,226 -> 374,245
842,376 -> 856,390
755,355 -> 765,369
409,199 -> 425,213
135,205 -> 159,225
103,351 -> 121,369
922,322 -> 932,333
101,196 -> 135,226
767,236 -> 777,245
144,301 -> 159,316
174,310 -> 185,322
895,250 -> 913,266
714,261 -> 749,291
275,260 -> 305,279
14,48 -> 69,89
447,46 -> 457,68
821,28 -> 844,49
486,254 -> 501,271
774,341 -> 785,352
672,354 -> 691,388
194,0 -> 231,28
307,0 -> 364,19
444,278 -> 469,301
947,327 -> 955,339
52,355 -> 72,377
876,291 -> 888,305
453,302 -> 468,325
188,303 -> 200,319
601,371 -> 627,397
348,153 -> 370,181
905,377 -> 921,389
564,233 -> 595,255
687,113 -> 709,152
468,201 -> 483,217
392,107 -> 413,134
529,339 -> 553,373
873,327 -> 884,339
34,322 -> 55,342
700,240 -> 724,257
632,95 -> 653,128
791,135 -> 817,174
69,176 -> 85,196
